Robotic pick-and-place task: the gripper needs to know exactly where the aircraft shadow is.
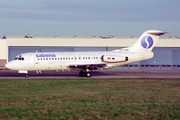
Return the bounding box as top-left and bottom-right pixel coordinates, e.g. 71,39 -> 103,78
0,72 -> 118,78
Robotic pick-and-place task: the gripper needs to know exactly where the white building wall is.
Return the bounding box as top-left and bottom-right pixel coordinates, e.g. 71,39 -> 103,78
6,38 -> 136,47
6,37 -> 180,47
0,39 -> 7,59
0,39 -> 7,67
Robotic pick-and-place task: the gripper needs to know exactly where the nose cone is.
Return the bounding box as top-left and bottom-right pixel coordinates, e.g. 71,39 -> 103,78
5,62 -> 11,69
5,62 -> 14,70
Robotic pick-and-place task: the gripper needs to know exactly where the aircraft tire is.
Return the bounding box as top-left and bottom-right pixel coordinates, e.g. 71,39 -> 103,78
25,74 -> 29,78
86,72 -> 91,77
79,71 -> 85,77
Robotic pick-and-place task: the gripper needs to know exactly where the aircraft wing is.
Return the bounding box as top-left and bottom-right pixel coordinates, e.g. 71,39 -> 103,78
68,63 -> 107,71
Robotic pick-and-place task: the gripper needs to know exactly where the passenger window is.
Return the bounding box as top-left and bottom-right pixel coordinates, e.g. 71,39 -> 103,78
46,58 -> 48,60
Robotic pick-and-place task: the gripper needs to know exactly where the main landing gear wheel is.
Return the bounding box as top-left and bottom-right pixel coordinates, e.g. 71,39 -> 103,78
79,71 -> 92,77
86,72 -> 91,77
25,74 -> 29,78
79,71 -> 85,77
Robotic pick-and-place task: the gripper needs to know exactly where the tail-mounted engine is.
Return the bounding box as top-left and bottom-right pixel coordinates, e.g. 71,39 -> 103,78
102,55 -> 128,63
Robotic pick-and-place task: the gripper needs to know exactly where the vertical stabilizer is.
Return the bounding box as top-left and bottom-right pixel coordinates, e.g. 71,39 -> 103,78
129,30 -> 168,52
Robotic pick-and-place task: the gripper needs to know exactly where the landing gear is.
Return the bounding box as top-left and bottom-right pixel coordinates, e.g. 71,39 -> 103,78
79,71 -> 85,77
79,71 -> 91,77
86,72 -> 91,77
25,74 -> 29,78
36,71 -> 41,74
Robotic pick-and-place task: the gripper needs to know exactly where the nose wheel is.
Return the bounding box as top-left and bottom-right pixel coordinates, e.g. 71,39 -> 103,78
25,74 -> 29,78
79,71 -> 91,77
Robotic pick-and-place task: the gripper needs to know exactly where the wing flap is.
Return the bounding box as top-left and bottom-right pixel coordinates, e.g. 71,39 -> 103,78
68,63 -> 107,70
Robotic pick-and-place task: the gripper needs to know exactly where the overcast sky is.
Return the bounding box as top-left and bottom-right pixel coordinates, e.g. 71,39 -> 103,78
0,0 -> 180,37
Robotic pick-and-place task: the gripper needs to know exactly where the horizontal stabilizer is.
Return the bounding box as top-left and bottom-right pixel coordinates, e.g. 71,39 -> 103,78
147,31 -> 170,36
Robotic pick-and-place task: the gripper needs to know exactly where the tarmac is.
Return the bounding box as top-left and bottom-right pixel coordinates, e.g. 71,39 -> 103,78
0,69 -> 180,79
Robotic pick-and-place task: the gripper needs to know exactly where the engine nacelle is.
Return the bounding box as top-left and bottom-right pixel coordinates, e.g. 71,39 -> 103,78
102,55 -> 128,63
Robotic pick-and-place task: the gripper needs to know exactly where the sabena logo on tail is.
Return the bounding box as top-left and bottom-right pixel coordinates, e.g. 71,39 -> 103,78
141,36 -> 153,49
128,30 -> 169,52
114,30 -> 169,52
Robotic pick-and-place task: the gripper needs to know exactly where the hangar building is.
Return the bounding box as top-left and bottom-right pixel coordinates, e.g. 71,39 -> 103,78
0,35 -> 180,69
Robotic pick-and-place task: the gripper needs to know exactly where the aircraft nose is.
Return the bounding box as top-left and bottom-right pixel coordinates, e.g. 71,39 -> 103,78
5,62 -> 13,69
5,62 -> 10,69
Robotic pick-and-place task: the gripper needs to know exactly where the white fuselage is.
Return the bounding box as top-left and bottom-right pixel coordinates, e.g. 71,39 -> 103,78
5,51 -> 153,73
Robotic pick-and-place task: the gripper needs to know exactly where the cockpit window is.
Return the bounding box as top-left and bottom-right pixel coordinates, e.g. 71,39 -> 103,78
14,55 -> 24,61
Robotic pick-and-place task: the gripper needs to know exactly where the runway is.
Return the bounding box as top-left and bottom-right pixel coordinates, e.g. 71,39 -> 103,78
0,69 -> 180,79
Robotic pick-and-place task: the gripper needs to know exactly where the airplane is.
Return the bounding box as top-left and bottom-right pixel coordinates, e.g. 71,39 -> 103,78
5,30 -> 168,77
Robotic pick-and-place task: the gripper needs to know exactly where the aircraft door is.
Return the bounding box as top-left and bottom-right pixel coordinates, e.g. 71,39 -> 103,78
29,54 -> 35,68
